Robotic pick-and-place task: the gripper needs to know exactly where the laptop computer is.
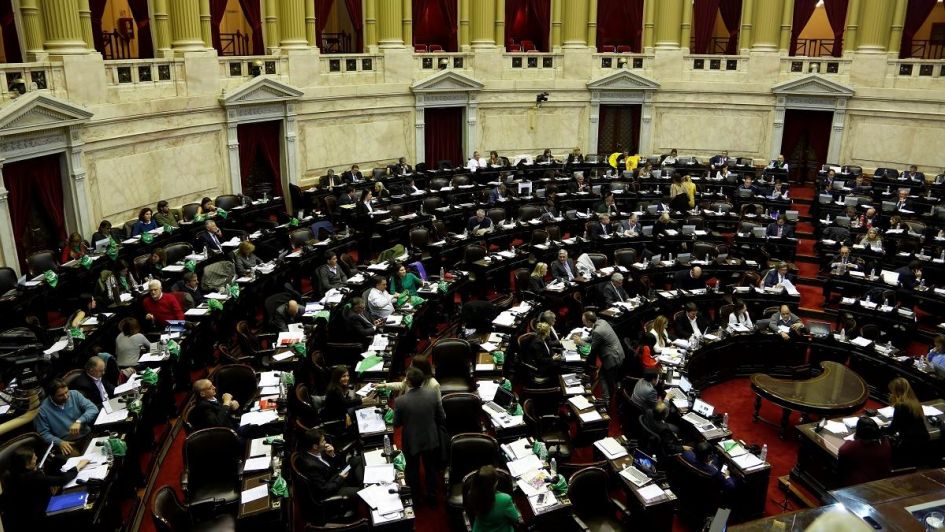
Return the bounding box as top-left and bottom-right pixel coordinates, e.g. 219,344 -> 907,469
633,449 -> 658,477
484,386 -> 515,415
751,227 -> 767,239
844,196 -> 860,207
621,464 -> 652,487
94,238 -> 111,254
650,170 -> 662,179
807,321 -> 831,338
676,253 -> 692,265
672,374 -> 693,394
818,193 -> 834,204
692,398 -> 715,417
831,180 -> 846,190
681,225 -> 696,236
642,226 -> 654,237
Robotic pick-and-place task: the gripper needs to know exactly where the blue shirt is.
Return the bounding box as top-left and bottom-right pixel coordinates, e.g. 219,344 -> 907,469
930,350 -> 945,375
132,219 -> 159,236
34,390 -> 99,445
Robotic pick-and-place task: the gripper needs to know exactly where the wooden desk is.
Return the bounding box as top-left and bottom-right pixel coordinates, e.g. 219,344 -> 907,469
609,453 -> 677,531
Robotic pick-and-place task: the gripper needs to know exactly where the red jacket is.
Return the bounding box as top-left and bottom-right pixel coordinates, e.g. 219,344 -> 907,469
142,293 -> 184,326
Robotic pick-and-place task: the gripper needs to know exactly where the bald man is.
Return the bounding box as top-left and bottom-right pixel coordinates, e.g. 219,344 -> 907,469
675,266 -> 706,291
271,299 -> 301,332
71,356 -> 115,408
190,378 -> 240,431
769,305 -> 803,340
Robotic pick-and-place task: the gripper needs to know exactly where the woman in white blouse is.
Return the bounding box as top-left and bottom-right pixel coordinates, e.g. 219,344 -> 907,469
859,227 -> 884,253
648,315 -> 672,354
727,299 -> 753,330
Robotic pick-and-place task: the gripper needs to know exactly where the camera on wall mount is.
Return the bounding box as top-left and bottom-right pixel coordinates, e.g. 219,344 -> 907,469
250,60 -> 264,77
535,92 -> 549,108
8,77 -> 26,96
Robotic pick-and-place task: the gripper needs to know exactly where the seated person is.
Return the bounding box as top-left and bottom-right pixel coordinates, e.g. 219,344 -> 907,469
139,248 -> 166,279
588,213 -> 614,240
197,196 -> 217,215
661,148 -> 678,166
527,323 -> 562,378
737,175 -> 759,196
727,299 -> 753,330
762,262 -> 795,289
715,163 -> 733,180
550,250 -> 580,282
367,276 -> 396,320
599,272 -> 631,307
390,264 -> 422,297
766,215 -> 794,238
337,186 -> 357,206
852,174 -> 872,194
70,356 -> 115,408
859,227 -> 884,253
767,153 -> 789,171
467,151 -> 487,172
674,266 -> 706,291
2,447 -> 91,530
467,209 -> 494,234
378,355 -> 440,396
537,310 -> 563,348
297,427 -> 365,500
861,207 -> 880,229
566,147 -> 585,165
154,200 -> 181,228
320,168 -> 343,189
488,183 -> 509,205
528,262 -> 547,293
631,369 -> 660,412
886,378 -> 931,467
710,151 -> 730,170
895,260 -> 923,289
838,417 -> 892,487
115,317 -> 150,368
34,379 -> 98,455
769,305 -> 804,340
619,213 -> 642,236
769,179 -> 788,199
131,207 -> 159,236
926,335 -> 945,376
682,441 -> 737,495
190,379 -> 240,431
571,173 -> 591,194
316,251 -> 349,293
342,164 -> 363,183
232,241 -> 263,277
829,246 -> 861,271
536,148 -> 557,163
271,299 -> 301,332
197,220 -> 226,254
653,212 -> 673,236
903,164 -> 924,182
342,297 -> 379,344
466,465 -> 523,532
648,315 -> 673,355
61,232 -> 89,263
894,188 -> 914,212
487,150 -> 506,168
638,332 -> 660,370
674,302 -> 709,339
171,271 -> 205,307
391,157 -> 412,175
323,366 -> 376,423
595,192 -> 619,215
373,181 -> 391,201
643,401 -> 687,458
142,279 -> 184,328
91,220 -> 114,245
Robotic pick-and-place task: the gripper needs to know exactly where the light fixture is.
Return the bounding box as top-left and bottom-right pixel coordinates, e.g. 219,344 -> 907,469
438,57 -> 449,70
617,58 -> 628,68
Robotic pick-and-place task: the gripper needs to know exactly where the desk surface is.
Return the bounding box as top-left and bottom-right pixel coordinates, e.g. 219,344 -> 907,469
750,361 -> 869,417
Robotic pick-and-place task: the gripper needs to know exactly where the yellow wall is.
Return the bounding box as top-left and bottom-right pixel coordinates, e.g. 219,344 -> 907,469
797,5 -> 835,40
915,2 -> 945,39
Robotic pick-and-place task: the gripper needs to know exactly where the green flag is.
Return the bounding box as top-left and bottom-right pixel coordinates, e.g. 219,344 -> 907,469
207,299 -> 223,312
167,340 -> 180,359
270,476 -> 288,497
107,438 -> 128,457
79,255 -> 93,269
216,208 -> 228,220
43,270 -> 58,288
141,368 -> 159,385
227,284 -> 240,299
163,224 -> 174,234
289,217 -> 299,227
106,243 -> 119,260
184,259 -> 196,272
140,232 -> 154,244
68,327 -> 85,340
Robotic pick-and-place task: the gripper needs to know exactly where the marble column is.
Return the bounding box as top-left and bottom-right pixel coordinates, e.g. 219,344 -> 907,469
778,0 -> 793,53
168,0 -> 205,52
365,0 -> 378,50
305,0 -> 316,47
494,0 -> 505,48
586,0 -> 598,49
643,0 -> 655,49
403,0 -> 413,48
750,0 -> 781,51
887,0 -> 907,55
19,0 -> 46,58
470,0 -> 495,48
680,0 -> 692,52
40,0 -> 89,54
77,0 -> 93,51
152,0 -> 172,56
562,0 -> 587,48
855,0 -> 892,53
654,0 -> 682,49
199,0 -> 212,49
279,0 -> 308,49
377,0 -> 404,48
844,0 -> 860,53
551,0 -> 562,49
459,0 -> 470,48
264,0 -> 280,51
738,0 -> 753,52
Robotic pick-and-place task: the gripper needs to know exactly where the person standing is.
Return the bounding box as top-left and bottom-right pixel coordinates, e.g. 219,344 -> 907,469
394,367 -> 446,506
571,311 -> 625,405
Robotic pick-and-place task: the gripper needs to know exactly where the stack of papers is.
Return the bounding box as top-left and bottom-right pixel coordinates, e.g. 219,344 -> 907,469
241,484 -> 269,504
579,410 -> 603,423
732,452 -> 765,470
637,483 -> 666,503
243,456 -> 271,472
822,420 -> 848,434
358,483 -> 404,514
507,454 -> 543,477
594,437 -> 628,459
568,395 -> 593,411
363,464 -> 396,484
502,438 -> 534,461
240,410 -> 279,426
355,408 -> 386,434
477,380 -> 499,402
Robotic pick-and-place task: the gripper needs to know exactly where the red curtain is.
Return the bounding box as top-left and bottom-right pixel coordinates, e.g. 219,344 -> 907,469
238,0 -> 265,54
237,121 -> 284,197
693,0 -> 721,54
596,0 -> 643,52
3,155 -> 66,270
127,0 -> 154,58
315,0 -> 335,50
0,0 -> 22,62
343,0 -> 363,52
33,156 -> 66,244
789,0 -> 818,56
413,0 -> 457,51
718,0 -> 742,54
506,0 -> 550,51
900,0 -> 938,58
210,0 -> 227,53
823,0 -> 848,57
90,0 -> 107,55
3,160 -> 34,270
424,107 -> 463,167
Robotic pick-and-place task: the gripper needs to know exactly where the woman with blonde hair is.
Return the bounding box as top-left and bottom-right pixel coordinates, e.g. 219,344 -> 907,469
233,240 -> 262,276
886,377 -> 929,466
681,175 -> 696,208
648,315 -> 671,354
859,227 -> 884,253
528,262 -> 548,292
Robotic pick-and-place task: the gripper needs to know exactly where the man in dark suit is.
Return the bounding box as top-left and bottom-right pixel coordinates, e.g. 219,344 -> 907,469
467,209 -> 493,234
737,175 -> 759,196
674,303 -> 710,339
550,249 -> 580,282
71,356 -> 115,408
315,251 -> 348,294
763,262 -> 795,288
297,427 -> 363,500
644,401 -> 688,459
570,173 -> 591,194
337,186 -> 357,206
904,165 -> 925,182
320,169 -> 343,189
488,183 -> 509,205
572,311 -> 625,404
829,246 -> 861,271
197,220 -> 225,254
394,367 -> 446,506
682,441 -> 736,495
588,213 -> 614,240
389,157 -> 412,176
631,369 -> 660,411
189,378 -> 239,431
709,151 -> 729,170
342,297 -> 378,345
595,192 -> 619,215
674,266 -> 705,291
566,147 -> 584,165
171,271 -> 205,307
599,272 -> 630,307
895,260 -> 923,289
342,164 -> 363,183
766,215 -> 795,238
895,189 -> 914,212
271,300 -> 301,332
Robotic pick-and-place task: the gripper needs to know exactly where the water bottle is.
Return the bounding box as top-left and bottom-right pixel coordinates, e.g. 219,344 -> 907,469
160,338 -> 168,356
550,457 -> 557,476
383,434 -> 392,457
439,266 -> 445,280
586,208 -> 590,216
870,268 -> 876,279
760,443 -> 768,462
920,278 -> 926,289
940,250 -> 944,261
840,328 -> 846,341
825,213 -> 831,223
66,334 -> 75,351
722,412 -> 729,429
886,185 -> 891,194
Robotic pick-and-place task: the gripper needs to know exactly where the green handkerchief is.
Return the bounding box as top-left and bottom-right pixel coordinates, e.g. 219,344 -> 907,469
163,224 -> 174,234
227,284 -> 240,298
289,217 -> 299,227
532,441 -> 547,459
270,476 -> 288,497
392,452 -> 406,471
501,379 -> 512,392
384,409 -> 395,424
79,256 -> 93,269
106,245 -> 119,260
43,270 -> 58,288
578,344 -> 591,357
281,372 -> 294,386
68,327 -> 85,340
194,214 -> 205,223
438,281 -> 448,293
492,351 -> 505,365
140,232 -> 154,244
291,342 -> 306,355
207,299 -> 223,312
141,368 -> 159,385
397,293 -> 407,307
107,438 -> 128,457
508,403 -> 523,417
314,310 -> 331,321
402,315 -> 413,329
356,355 -> 383,375
216,208 -> 228,220
184,259 -> 196,272
409,295 -> 424,306
167,340 -> 180,358
550,474 -> 568,494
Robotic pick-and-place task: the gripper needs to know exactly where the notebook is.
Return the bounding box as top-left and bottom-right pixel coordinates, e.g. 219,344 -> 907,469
46,491 -> 89,515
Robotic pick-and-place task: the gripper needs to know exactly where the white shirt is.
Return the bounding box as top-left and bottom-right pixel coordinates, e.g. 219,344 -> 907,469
728,311 -> 753,329
367,288 -> 394,319
92,376 -> 108,402
466,157 -> 487,172
688,316 -> 702,337
648,329 -> 670,354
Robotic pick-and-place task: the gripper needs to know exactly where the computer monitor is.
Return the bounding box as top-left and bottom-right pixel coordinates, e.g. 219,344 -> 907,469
94,238 -> 111,253
676,253 -> 691,264
831,180 -> 846,190
650,170 -> 662,179
818,193 -> 833,204
692,398 -> 714,417
807,321 -> 831,337
492,386 -> 515,408
844,196 -> 860,207
751,227 -> 767,238
682,225 -> 696,236
633,449 -> 658,476
642,226 -> 654,237
675,374 -> 692,394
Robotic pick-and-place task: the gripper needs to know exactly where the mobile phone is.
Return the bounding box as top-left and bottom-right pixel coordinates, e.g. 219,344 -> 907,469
536,493 -> 546,504
341,464 -> 352,476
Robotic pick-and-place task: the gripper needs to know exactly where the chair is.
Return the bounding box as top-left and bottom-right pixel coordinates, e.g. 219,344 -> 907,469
529,229 -> 549,246
26,250 -> 57,273
211,364 -> 258,410
0,267 -> 16,294
521,40 -> 536,51
429,44 -> 444,52
305,519 -> 370,531
586,253 -> 608,270
601,45 -> 616,53
215,194 -> 241,211
718,303 -> 734,327
547,226 -> 561,241
0,433 -> 45,482
432,339 -> 475,394
518,205 -> 540,221
164,242 -> 193,266
615,45 -> 632,53
513,268 -> 531,296
414,44 -> 428,53
321,195 -> 338,219
290,452 -> 358,526
409,227 -> 430,252
693,242 -> 718,261
446,433 -> 499,509
290,228 -> 314,248
522,398 -> 572,461
441,393 -> 484,436
152,485 -> 236,532
422,196 -> 443,214
637,414 -> 663,456
567,467 -> 629,531
430,177 -> 450,190
669,454 -> 725,527
486,208 -> 506,226
460,468 -> 515,529
614,248 -> 637,269
181,203 -> 200,222
860,324 -> 882,341
516,332 -> 552,387
234,320 -> 276,365
617,389 -> 644,438
462,244 -> 487,265
181,428 -> 242,506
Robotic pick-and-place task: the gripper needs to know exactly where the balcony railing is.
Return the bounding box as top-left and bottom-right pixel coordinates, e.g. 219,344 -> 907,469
792,39 -> 841,58
321,54 -> 382,74
321,32 -> 353,54
688,36 -> 739,55
220,31 -> 251,57
415,52 -> 472,72
891,58 -> 945,79
594,53 -> 647,70
106,58 -> 181,86
0,62 -> 58,100
219,56 -> 285,79
780,56 -> 850,76
903,40 -> 945,60
101,30 -> 134,60
505,52 -> 557,70
686,54 -> 746,72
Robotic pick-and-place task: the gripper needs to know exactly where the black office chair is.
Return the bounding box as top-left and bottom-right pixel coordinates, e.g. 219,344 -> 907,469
486,208 -> 506,226
446,434 -> 499,511
586,253 -> 608,270
181,203 -> 201,222
181,428 -> 242,507
26,250 -> 57,274
0,433 -> 46,478
614,248 -> 637,269
669,454 -> 726,528
290,452 -> 359,526
0,267 -> 17,294
214,194 -> 242,211
304,519 -> 370,532
567,467 -> 629,531
518,205 -> 540,222
460,468 -> 516,530
211,364 -> 258,412
290,228 -> 314,248
441,393 -> 484,436
432,339 -> 475,394
164,242 -> 193,266
152,485 -> 236,532
522,398 -> 572,461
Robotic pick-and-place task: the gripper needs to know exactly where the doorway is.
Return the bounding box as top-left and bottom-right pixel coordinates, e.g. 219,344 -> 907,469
237,120 -> 284,198
598,104 -> 641,155
2,154 -> 67,272
424,107 -> 464,168
780,109 -> 833,183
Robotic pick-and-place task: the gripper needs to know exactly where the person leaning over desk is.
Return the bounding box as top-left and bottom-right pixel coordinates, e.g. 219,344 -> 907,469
34,378 -> 99,456
1,446 -> 92,531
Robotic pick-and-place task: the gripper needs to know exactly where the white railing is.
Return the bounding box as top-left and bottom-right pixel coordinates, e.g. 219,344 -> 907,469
593,53 -> 649,71
889,58 -> 945,79
106,58 -> 182,86
684,54 -> 749,73
219,55 -> 288,80
414,52 -> 473,73
779,56 -> 851,76
0,62 -> 61,100
320,53 -> 383,74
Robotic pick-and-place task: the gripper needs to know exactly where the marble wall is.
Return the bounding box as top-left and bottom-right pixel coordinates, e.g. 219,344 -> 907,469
843,112 -> 945,170
651,105 -> 772,158
478,105 -> 589,156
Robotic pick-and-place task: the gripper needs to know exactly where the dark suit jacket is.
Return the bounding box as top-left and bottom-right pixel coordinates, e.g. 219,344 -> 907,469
196,230 -> 224,253
586,320 -> 624,370
527,276 -> 546,293
762,270 -> 795,288
895,199 -> 914,212
271,303 -> 300,332
895,266 -> 919,289
467,216 -> 493,232
389,163 -> 412,176
570,181 -> 591,194
766,223 -> 795,238
599,282 -> 630,307
337,193 -> 356,206
343,306 -> 375,344
526,338 -> 558,376
171,280 -> 205,306
904,171 -> 925,182
709,155 -> 729,168
566,154 -> 585,165
550,259 -> 578,281
190,398 -> 235,431
588,222 -> 614,240
674,312 -> 710,338
394,387 -> 445,455
316,264 -> 348,293
297,451 -> 346,501
3,468 -> 79,530
488,188 -> 506,205
320,174 -> 344,188
342,170 -> 363,183
674,270 -> 706,291
71,372 -> 115,408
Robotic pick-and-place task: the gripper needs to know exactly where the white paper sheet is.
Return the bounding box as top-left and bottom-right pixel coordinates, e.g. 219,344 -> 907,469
363,464 -> 396,484
507,454 -> 543,477
241,484 -> 269,504
249,438 -> 271,458
477,380 -> 499,402
95,407 -> 129,425
579,410 -> 603,423
239,410 -> 279,427
243,456 -> 271,472
356,408 -> 387,434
